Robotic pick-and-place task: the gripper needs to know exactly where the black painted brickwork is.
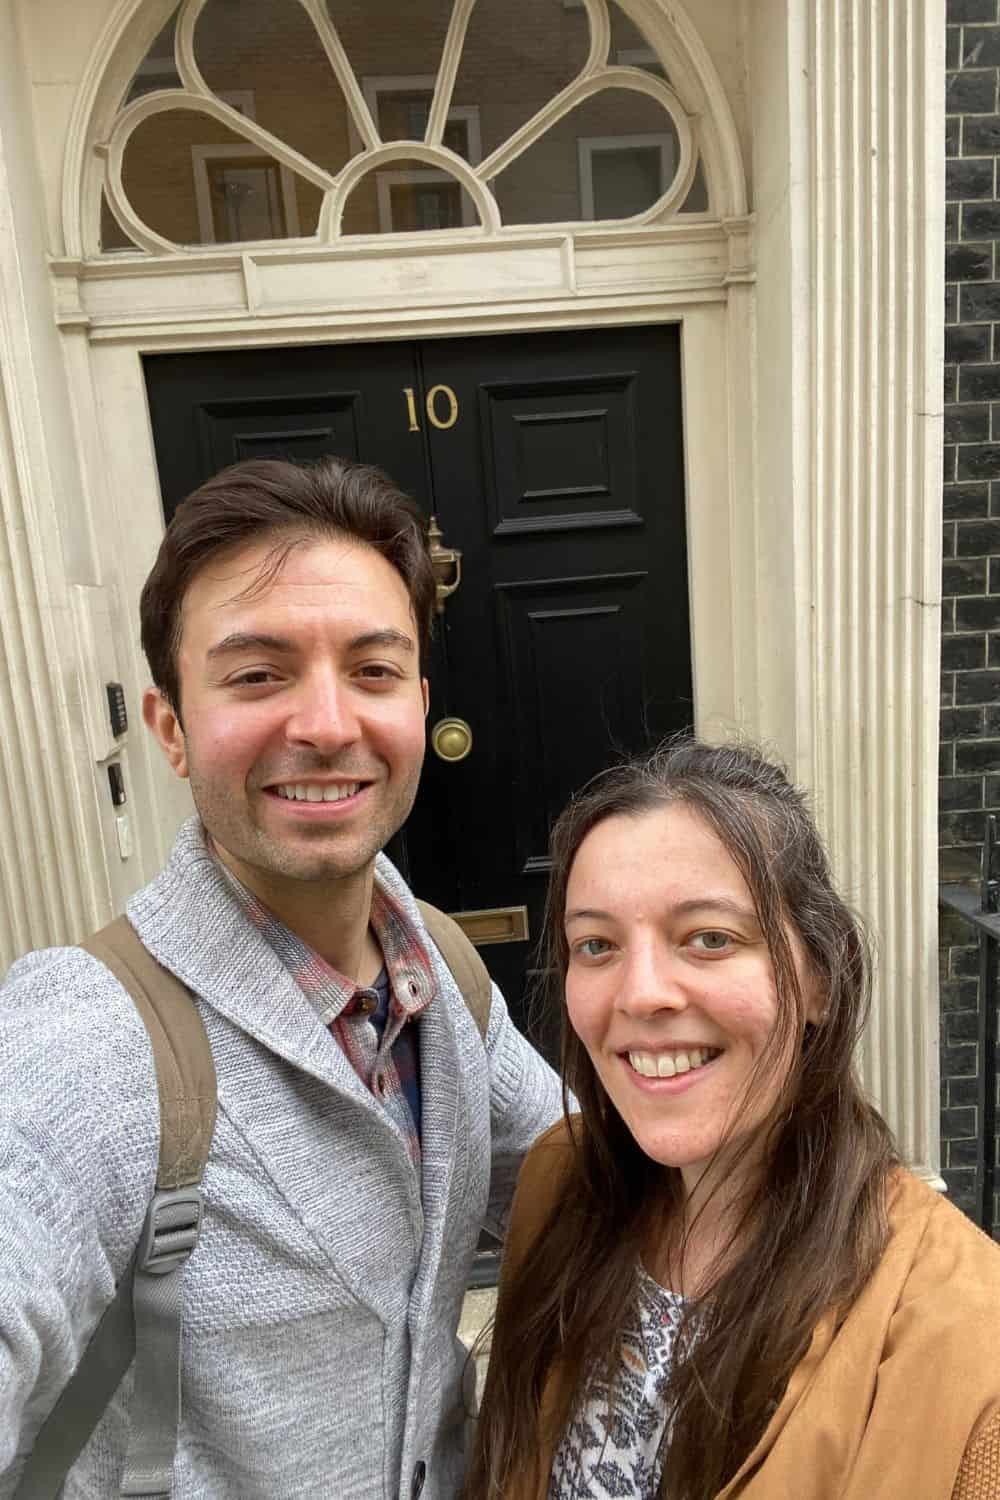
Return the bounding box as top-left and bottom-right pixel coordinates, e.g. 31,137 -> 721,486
942,0 -> 1000,1238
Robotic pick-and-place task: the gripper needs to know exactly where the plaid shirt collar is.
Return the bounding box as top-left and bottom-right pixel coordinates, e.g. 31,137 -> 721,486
210,847 -> 437,1029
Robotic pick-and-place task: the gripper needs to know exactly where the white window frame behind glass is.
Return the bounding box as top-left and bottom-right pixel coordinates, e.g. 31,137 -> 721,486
577,132 -> 676,221
191,143 -> 301,244
375,169 -> 477,232
355,74 -> 482,233
614,47 -> 662,68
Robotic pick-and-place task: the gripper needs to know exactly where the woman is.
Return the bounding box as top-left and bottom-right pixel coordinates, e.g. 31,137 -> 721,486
468,740 -> 1000,1500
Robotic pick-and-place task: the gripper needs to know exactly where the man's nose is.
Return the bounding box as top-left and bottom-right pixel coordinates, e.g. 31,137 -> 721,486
284,672 -> 361,751
617,940 -> 690,1018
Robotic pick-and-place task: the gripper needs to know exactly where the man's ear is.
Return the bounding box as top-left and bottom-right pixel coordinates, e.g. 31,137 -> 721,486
421,677 -> 430,716
143,688 -> 189,779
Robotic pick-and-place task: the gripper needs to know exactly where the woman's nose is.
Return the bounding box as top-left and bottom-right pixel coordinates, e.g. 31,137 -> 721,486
617,942 -> 690,1017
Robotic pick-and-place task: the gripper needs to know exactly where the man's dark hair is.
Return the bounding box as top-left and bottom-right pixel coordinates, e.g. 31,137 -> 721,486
140,455 -> 435,712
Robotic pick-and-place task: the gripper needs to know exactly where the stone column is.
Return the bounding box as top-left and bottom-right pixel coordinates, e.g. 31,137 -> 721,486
808,0 -> 946,1182
0,5 -> 108,971
749,0 -> 945,1183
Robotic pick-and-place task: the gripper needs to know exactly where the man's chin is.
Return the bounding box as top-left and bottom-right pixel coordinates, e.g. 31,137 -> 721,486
255,842 -> 380,886
208,827 -> 380,891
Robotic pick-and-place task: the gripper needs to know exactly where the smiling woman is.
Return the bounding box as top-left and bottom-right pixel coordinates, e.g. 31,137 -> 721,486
467,740 -> 1000,1500
562,799 -> 822,1215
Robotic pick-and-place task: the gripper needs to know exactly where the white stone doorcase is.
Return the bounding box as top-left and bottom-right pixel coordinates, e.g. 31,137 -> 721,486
0,0 -> 945,1181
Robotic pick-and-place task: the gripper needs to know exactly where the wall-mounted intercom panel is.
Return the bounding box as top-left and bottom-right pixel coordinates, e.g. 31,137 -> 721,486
71,584 -> 134,862
71,585 -> 128,763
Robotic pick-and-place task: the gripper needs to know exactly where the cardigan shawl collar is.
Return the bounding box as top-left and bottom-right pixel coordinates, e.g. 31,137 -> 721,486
500,1120 -> 1000,1500
124,816 -> 462,1317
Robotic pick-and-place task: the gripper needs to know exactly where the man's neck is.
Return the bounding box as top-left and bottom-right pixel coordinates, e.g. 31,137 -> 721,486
215,848 -> 383,983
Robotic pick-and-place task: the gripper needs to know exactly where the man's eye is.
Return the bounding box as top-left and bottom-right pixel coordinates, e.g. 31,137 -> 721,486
231,669 -> 276,687
357,664 -> 400,680
692,930 -> 731,952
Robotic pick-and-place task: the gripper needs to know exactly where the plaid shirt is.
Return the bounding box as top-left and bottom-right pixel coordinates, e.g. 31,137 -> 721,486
214,857 -> 435,1167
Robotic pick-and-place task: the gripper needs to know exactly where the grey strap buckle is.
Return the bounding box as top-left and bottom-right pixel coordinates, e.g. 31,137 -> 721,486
136,1188 -> 203,1276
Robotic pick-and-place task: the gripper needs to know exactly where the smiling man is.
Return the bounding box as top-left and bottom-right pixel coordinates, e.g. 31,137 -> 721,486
0,457 -> 562,1500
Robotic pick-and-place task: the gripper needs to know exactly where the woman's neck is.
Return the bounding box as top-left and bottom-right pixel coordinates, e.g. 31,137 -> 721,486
644,1166 -> 756,1297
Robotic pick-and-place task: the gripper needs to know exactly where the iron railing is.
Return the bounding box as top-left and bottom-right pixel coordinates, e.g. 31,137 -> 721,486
939,812 -> 1000,1234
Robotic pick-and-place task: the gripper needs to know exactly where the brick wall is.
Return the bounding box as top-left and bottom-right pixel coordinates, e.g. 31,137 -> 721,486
941,0 -> 1000,1237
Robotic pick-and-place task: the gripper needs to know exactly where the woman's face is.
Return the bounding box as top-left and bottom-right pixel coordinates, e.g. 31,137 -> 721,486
564,802 -> 819,1196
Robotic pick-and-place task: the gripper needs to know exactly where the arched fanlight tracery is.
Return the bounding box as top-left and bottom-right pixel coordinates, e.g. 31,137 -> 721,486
85,0 -> 735,256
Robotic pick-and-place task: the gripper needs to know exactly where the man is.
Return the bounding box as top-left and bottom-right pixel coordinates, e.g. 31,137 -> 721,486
0,457 -> 563,1498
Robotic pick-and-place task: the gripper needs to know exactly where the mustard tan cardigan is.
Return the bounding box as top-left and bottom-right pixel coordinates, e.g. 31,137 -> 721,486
492,1121 -> 1000,1500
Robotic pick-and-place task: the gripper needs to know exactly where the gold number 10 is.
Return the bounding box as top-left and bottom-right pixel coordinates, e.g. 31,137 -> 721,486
403,384 -> 459,433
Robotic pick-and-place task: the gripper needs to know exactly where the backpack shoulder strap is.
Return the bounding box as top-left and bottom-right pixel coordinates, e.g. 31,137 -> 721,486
14,917 -> 216,1500
83,916 -> 217,1192
416,899 -> 492,1042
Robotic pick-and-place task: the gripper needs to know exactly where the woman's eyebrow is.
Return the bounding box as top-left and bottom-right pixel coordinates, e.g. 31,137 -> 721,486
565,907 -> 614,925
671,896 -> 759,922
565,897 -> 759,925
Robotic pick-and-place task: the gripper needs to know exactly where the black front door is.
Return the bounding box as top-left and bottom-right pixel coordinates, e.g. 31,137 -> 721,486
144,324 -> 691,1051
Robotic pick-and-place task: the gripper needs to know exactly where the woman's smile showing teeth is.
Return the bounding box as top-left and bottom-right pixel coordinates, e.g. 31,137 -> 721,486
626,1047 -> 722,1079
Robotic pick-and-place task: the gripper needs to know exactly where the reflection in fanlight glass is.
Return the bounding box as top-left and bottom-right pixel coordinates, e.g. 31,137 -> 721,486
101,0 -> 706,252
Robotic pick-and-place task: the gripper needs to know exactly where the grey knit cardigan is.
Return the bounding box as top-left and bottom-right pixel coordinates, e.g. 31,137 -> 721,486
0,818 -> 563,1499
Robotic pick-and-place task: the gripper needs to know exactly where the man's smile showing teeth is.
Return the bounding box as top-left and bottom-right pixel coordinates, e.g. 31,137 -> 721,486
273,782 -> 361,802
626,1047 -> 722,1078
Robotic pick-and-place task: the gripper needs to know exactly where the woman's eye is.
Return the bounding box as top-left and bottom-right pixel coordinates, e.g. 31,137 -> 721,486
573,937 -> 613,960
692,930 -> 731,952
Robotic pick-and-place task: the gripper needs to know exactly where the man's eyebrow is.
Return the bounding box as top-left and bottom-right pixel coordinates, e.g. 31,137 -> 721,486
347,629 -> 414,653
205,628 -> 416,661
205,632 -> 293,661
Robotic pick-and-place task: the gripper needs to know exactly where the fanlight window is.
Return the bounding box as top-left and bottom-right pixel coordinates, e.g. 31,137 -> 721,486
99,0 -> 709,254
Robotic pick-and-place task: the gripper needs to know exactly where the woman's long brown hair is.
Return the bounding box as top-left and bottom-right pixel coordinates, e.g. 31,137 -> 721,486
466,740 -> 896,1500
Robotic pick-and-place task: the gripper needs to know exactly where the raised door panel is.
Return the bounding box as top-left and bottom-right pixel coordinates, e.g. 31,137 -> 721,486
479,372 -> 643,535
195,392 -> 364,477
144,345 -> 427,521
496,571 -> 647,874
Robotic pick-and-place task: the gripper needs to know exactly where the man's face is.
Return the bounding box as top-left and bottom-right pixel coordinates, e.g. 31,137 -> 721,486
143,533 -> 429,900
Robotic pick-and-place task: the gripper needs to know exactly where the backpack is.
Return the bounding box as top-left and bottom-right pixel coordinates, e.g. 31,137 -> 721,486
14,902 -> 492,1500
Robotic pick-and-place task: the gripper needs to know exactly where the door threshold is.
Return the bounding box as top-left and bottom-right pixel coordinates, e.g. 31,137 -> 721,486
467,1246 -> 501,1290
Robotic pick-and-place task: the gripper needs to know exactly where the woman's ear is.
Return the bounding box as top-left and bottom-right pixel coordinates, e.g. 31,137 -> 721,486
803,975 -> 826,1027
790,930 -> 826,1027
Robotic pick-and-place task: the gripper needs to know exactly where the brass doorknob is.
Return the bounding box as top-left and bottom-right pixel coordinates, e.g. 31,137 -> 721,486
431,717 -> 473,762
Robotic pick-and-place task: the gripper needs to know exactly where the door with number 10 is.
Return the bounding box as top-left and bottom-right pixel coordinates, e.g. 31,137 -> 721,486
145,324 -> 692,1047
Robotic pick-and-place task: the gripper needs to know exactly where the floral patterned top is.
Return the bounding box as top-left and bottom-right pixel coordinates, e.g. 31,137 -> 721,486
548,1268 -> 687,1499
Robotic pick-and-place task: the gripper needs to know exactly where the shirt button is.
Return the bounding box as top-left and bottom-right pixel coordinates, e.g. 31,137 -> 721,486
411,1460 -> 426,1499
355,994 -> 376,1016
374,1075 -> 388,1097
